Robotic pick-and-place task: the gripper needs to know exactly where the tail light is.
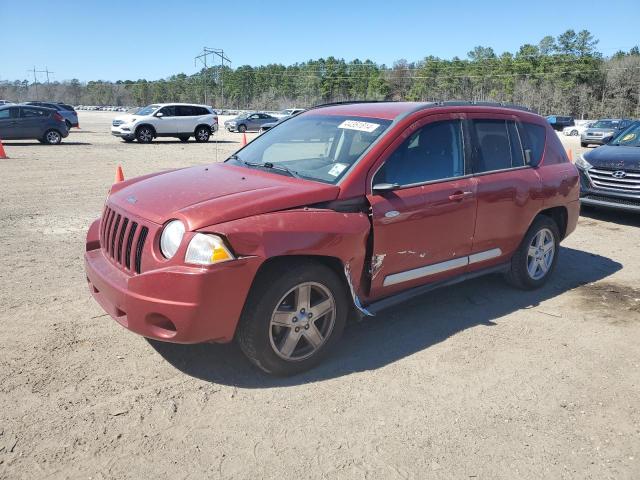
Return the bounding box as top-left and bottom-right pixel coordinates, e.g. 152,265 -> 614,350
53,112 -> 64,122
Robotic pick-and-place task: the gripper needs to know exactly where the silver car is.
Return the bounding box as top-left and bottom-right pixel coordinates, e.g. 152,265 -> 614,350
224,112 -> 278,133
581,119 -> 633,147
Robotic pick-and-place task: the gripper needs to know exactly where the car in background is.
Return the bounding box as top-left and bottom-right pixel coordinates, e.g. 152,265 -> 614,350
110,103 -> 218,143
224,112 -> 278,132
562,121 -> 594,136
24,101 -> 79,129
576,121 -> 640,212
0,100 -> 14,106
546,115 -> 574,131
581,118 -> 633,147
0,104 -> 69,144
279,108 -> 305,117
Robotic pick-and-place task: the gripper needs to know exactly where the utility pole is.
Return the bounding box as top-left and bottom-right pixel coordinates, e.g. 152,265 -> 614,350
27,67 -> 54,100
194,47 -> 231,107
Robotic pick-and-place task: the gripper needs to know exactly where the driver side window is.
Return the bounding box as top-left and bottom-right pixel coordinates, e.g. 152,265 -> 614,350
375,120 -> 464,186
158,106 -> 175,117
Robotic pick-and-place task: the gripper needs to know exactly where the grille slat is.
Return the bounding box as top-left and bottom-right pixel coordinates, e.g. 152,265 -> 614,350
586,167 -> 640,193
99,206 -> 150,275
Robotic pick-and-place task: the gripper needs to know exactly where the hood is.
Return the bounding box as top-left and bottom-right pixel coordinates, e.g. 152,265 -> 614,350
108,163 -> 340,231
584,145 -> 640,171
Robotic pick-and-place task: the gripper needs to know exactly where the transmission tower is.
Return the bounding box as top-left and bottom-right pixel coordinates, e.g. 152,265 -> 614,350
194,47 -> 231,106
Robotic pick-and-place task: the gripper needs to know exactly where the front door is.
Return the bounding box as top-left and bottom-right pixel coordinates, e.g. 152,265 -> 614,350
0,107 -> 19,139
366,115 -> 477,299
154,106 -> 178,134
18,106 -> 48,138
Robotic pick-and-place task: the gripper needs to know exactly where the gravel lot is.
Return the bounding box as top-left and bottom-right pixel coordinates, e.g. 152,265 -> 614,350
1,112 -> 639,479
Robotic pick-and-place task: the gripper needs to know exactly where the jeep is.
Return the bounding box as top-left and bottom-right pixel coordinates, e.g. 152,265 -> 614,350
85,101 -> 580,375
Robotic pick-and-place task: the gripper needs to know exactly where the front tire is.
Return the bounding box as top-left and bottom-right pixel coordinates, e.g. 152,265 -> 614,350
194,126 -> 210,143
505,215 -> 560,290
237,261 -> 347,376
42,129 -> 62,145
238,124 -> 247,133
136,126 -> 154,143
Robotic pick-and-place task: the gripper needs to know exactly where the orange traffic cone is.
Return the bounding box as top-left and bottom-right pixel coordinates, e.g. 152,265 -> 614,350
567,148 -> 573,162
114,164 -> 124,183
0,138 -> 7,159
242,132 -> 247,146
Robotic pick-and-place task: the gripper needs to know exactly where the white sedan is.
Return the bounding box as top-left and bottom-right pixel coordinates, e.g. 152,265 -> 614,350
562,122 -> 593,136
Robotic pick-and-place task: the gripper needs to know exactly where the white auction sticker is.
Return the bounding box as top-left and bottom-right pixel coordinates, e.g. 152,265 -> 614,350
328,163 -> 348,177
338,120 -> 380,133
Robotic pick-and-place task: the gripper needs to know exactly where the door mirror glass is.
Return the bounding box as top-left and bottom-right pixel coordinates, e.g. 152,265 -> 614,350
156,112 -> 164,118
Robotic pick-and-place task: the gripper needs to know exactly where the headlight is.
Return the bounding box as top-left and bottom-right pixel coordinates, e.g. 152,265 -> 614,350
160,220 -> 185,259
185,234 -> 234,265
575,154 -> 593,170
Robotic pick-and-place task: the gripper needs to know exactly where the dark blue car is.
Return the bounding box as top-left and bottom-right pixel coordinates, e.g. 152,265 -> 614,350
576,121 -> 640,212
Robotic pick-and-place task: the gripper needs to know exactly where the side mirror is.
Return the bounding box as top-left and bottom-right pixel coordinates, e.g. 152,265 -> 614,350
155,112 -> 164,118
372,183 -> 400,194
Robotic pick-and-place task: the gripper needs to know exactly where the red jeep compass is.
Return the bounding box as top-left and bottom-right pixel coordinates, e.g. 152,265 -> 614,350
85,101 -> 579,375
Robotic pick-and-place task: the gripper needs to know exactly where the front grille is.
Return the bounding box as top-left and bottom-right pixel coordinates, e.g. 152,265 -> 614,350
112,120 -> 124,127
100,206 -> 149,274
583,194 -> 640,208
586,167 -> 640,192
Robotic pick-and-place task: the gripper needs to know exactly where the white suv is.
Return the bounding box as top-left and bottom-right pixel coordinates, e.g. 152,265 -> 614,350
111,103 -> 218,143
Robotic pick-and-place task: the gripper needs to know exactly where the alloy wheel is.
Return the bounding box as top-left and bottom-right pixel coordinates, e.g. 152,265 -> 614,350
527,228 -> 555,280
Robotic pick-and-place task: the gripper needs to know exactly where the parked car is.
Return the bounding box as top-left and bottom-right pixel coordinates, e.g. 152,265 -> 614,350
280,108 -> 305,117
581,118 -> 633,147
85,101 -> 579,375
576,121 -> 640,212
110,103 -> 218,143
562,121 -> 593,136
546,115 -> 575,131
224,112 -> 278,132
0,105 -> 69,144
24,101 -> 79,129
0,100 -> 13,106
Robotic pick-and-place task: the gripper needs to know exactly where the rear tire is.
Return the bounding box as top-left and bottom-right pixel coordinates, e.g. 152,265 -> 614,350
42,129 -> 62,145
136,126 -> 154,143
237,261 -> 347,376
194,126 -> 210,142
504,215 -> 560,290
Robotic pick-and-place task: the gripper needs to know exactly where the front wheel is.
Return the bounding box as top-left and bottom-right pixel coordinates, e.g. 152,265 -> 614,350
194,126 -> 210,142
43,129 -> 62,145
237,124 -> 247,133
237,261 -> 347,376
505,216 -> 560,290
136,126 -> 154,143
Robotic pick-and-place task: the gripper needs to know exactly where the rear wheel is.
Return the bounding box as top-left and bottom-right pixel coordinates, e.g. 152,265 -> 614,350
237,261 -> 347,376
194,126 -> 210,142
505,215 -> 560,290
42,129 -> 62,145
136,126 -> 154,143
179,136 -> 190,142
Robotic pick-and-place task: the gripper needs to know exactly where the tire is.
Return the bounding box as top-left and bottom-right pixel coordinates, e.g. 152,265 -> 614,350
571,130 -> 578,136
194,126 -> 210,143
42,129 -> 62,145
237,261 -> 348,376
238,124 -> 247,133
581,142 -> 588,148
504,215 -> 560,290
136,126 -> 154,143
179,136 -> 190,142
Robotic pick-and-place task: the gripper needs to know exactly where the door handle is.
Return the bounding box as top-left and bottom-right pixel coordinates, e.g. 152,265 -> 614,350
448,191 -> 474,202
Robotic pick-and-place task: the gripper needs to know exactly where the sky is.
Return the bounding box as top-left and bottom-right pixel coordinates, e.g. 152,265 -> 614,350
1,0 -> 639,82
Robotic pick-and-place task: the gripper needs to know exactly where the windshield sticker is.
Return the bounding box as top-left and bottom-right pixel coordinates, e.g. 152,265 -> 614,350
338,120 -> 381,133
328,163 -> 348,177
620,133 -> 636,142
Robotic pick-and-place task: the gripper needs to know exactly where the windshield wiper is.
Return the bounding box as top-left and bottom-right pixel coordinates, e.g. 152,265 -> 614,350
240,159 -> 301,178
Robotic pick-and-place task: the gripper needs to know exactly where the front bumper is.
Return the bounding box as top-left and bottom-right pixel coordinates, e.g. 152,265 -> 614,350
581,135 -> 611,145
111,126 -> 134,138
578,169 -> 640,212
85,221 -> 262,343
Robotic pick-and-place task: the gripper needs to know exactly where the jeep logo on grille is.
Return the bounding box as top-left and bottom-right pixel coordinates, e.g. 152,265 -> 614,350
612,171 -> 627,179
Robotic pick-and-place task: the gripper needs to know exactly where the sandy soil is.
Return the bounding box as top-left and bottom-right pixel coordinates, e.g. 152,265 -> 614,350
1,112 -> 639,479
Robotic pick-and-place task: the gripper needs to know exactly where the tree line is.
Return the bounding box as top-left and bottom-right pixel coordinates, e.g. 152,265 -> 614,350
2,30 -> 639,118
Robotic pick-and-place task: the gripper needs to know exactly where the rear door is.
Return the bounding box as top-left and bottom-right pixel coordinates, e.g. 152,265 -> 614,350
18,106 -> 49,139
466,114 -> 544,269
0,107 -> 19,139
366,114 -> 477,298
176,105 -> 196,133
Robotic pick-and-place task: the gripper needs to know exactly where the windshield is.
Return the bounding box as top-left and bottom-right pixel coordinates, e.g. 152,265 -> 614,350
135,104 -> 160,116
227,114 -> 392,183
611,122 -> 640,146
591,120 -> 618,129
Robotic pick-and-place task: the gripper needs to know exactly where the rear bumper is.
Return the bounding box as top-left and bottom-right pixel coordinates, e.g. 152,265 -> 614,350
84,222 -> 262,343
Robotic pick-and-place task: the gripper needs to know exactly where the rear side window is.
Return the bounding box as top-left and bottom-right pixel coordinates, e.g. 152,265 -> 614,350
21,107 -> 47,118
197,107 -> 210,115
519,122 -> 546,166
177,106 -> 195,116
470,119 -> 524,173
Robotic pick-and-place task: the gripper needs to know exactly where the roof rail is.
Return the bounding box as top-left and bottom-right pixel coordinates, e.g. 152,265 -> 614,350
308,100 -> 397,111
423,100 -> 536,113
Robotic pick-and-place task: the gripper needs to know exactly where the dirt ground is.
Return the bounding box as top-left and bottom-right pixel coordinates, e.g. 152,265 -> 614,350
1,112 -> 639,479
